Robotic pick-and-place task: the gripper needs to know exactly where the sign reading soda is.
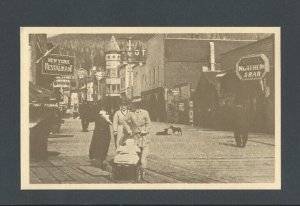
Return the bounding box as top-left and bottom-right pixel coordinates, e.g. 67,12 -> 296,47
42,54 -> 75,76
236,54 -> 269,81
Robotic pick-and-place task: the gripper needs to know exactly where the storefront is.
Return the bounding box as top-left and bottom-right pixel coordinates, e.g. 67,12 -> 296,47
141,87 -> 166,122
29,82 -> 62,160
219,35 -> 275,133
192,72 -> 220,128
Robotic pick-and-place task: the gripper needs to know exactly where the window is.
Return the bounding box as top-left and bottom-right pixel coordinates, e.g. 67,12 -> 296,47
153,68 -> 156,83
141,74 -> 145,90
121,77 -> 125,89
106,85 -> 110,94
157,66 -> 159,83
111,68 -> 117,78
112,85 -> 116,93
149,70 -> 151,85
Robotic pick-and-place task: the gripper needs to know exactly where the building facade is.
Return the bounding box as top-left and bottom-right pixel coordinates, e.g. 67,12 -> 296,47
142,34 -> 255,122
132,64 -> 146,99
218,35 -> 275,133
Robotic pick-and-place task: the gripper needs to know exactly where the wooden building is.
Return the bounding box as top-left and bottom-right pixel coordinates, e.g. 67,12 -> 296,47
218,35 -> 275,133
142,34 -> 254,122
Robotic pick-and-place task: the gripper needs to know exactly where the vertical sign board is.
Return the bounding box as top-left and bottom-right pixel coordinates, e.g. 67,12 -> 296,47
42,54 -> 75,76
236,54 -> 269,81
189,101 -> 193,124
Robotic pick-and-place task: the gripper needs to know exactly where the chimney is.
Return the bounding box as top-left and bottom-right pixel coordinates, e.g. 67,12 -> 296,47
209,42 -> 215,71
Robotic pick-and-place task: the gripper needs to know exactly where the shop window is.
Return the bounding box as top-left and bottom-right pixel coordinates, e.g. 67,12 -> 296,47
112,85 -> 116,93
106,85 -> 110,94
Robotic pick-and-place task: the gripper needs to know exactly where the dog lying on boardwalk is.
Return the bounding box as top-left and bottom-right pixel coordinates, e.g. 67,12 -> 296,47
169,126 -> 182,135
156,128 -> 170,135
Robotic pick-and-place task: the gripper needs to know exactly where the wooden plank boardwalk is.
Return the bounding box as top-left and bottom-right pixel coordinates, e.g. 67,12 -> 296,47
30,119 -> 275,184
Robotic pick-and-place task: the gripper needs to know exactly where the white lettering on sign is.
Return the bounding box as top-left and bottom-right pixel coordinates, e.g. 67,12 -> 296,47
236,54 -> 269,81
42,55 -> 75,76
45,63 -> 73,72
47,58 -> 70,65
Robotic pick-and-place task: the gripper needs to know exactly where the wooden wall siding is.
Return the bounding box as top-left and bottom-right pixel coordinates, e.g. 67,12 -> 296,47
145,34 -> 165,90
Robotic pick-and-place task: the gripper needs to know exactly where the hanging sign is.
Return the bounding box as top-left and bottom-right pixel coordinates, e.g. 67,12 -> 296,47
42,54 -> 75,76
236,54 -> 269,81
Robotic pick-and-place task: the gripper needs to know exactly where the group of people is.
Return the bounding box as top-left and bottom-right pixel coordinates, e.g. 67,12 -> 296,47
78,98 -> 151,174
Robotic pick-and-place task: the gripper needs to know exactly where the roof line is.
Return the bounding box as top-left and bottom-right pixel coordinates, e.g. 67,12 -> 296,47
220,34 -> 274,56
165,37 -> 258,42
165,60 -> 211,63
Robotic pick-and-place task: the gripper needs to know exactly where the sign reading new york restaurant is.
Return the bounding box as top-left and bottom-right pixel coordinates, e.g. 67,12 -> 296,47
42,54 -> 75,76
236,54 -> 269,81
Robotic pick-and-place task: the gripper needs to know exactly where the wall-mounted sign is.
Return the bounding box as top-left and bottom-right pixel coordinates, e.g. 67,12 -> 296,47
42,54 -> 75,76
77,68 -> 88,79
236,54 -> 269,81
178,103 -> 185,111
189,110 -> 193,123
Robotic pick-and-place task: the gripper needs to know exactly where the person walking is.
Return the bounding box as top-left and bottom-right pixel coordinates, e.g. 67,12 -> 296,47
113,100 -> 129,149
89,108 -> 112,169
121,97 -> 151,179
233,103 -> 249,148
79,100 -> 90,132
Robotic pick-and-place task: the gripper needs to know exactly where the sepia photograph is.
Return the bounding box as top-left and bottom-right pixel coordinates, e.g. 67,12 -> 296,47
20,27 -> 281,190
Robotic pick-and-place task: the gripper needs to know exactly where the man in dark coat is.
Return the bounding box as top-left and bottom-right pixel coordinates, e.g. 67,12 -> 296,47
233,104 -> 249,148
79,100 -> 90,132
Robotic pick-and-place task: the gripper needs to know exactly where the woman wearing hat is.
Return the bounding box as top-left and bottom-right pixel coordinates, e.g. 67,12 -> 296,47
113,100 -> 129,149
89,107 -> 112,169
121,97 -> 151,179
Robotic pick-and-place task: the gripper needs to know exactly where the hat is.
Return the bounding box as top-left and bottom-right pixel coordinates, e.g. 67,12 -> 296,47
132,96 -> 142,103
125,139 -> 135,146
119,99 -> 128,106
99,110 -> 106,116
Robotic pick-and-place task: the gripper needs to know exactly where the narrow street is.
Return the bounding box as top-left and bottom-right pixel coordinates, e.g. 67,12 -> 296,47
30,117 -> 275,184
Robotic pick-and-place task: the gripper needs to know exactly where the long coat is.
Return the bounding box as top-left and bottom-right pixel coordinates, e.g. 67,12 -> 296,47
113,110 -> 128,148
122,109 -> 151,147
89,114 -> 111,161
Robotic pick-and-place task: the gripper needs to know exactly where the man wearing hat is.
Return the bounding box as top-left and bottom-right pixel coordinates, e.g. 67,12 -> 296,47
121,97 -> 151,179
113,100 -> 129,149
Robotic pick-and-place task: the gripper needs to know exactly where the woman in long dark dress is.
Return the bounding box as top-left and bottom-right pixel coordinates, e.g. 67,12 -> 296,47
89,110 -> 112,168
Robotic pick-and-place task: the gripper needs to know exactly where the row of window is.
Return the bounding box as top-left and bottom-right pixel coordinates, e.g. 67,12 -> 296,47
106,84 -> 120,94
106,54 -> 121,60
149,66 -> 160,85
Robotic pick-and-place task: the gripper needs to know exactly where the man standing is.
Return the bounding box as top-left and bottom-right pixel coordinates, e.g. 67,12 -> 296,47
121,97 -> 151,179
79,100 -> 90,132
234,103 -> 249,148
113,100 -> 129,149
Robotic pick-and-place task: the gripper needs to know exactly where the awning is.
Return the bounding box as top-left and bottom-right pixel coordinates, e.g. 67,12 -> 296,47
29,82 -> 58,104
216,69 -> 235,78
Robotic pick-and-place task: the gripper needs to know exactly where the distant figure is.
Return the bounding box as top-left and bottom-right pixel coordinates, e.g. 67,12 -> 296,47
233,104 -> 249,148
79,100 -> 90,132
73,104 -> 79,119
113,100 -> 129,149
89,109 -> 112,169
